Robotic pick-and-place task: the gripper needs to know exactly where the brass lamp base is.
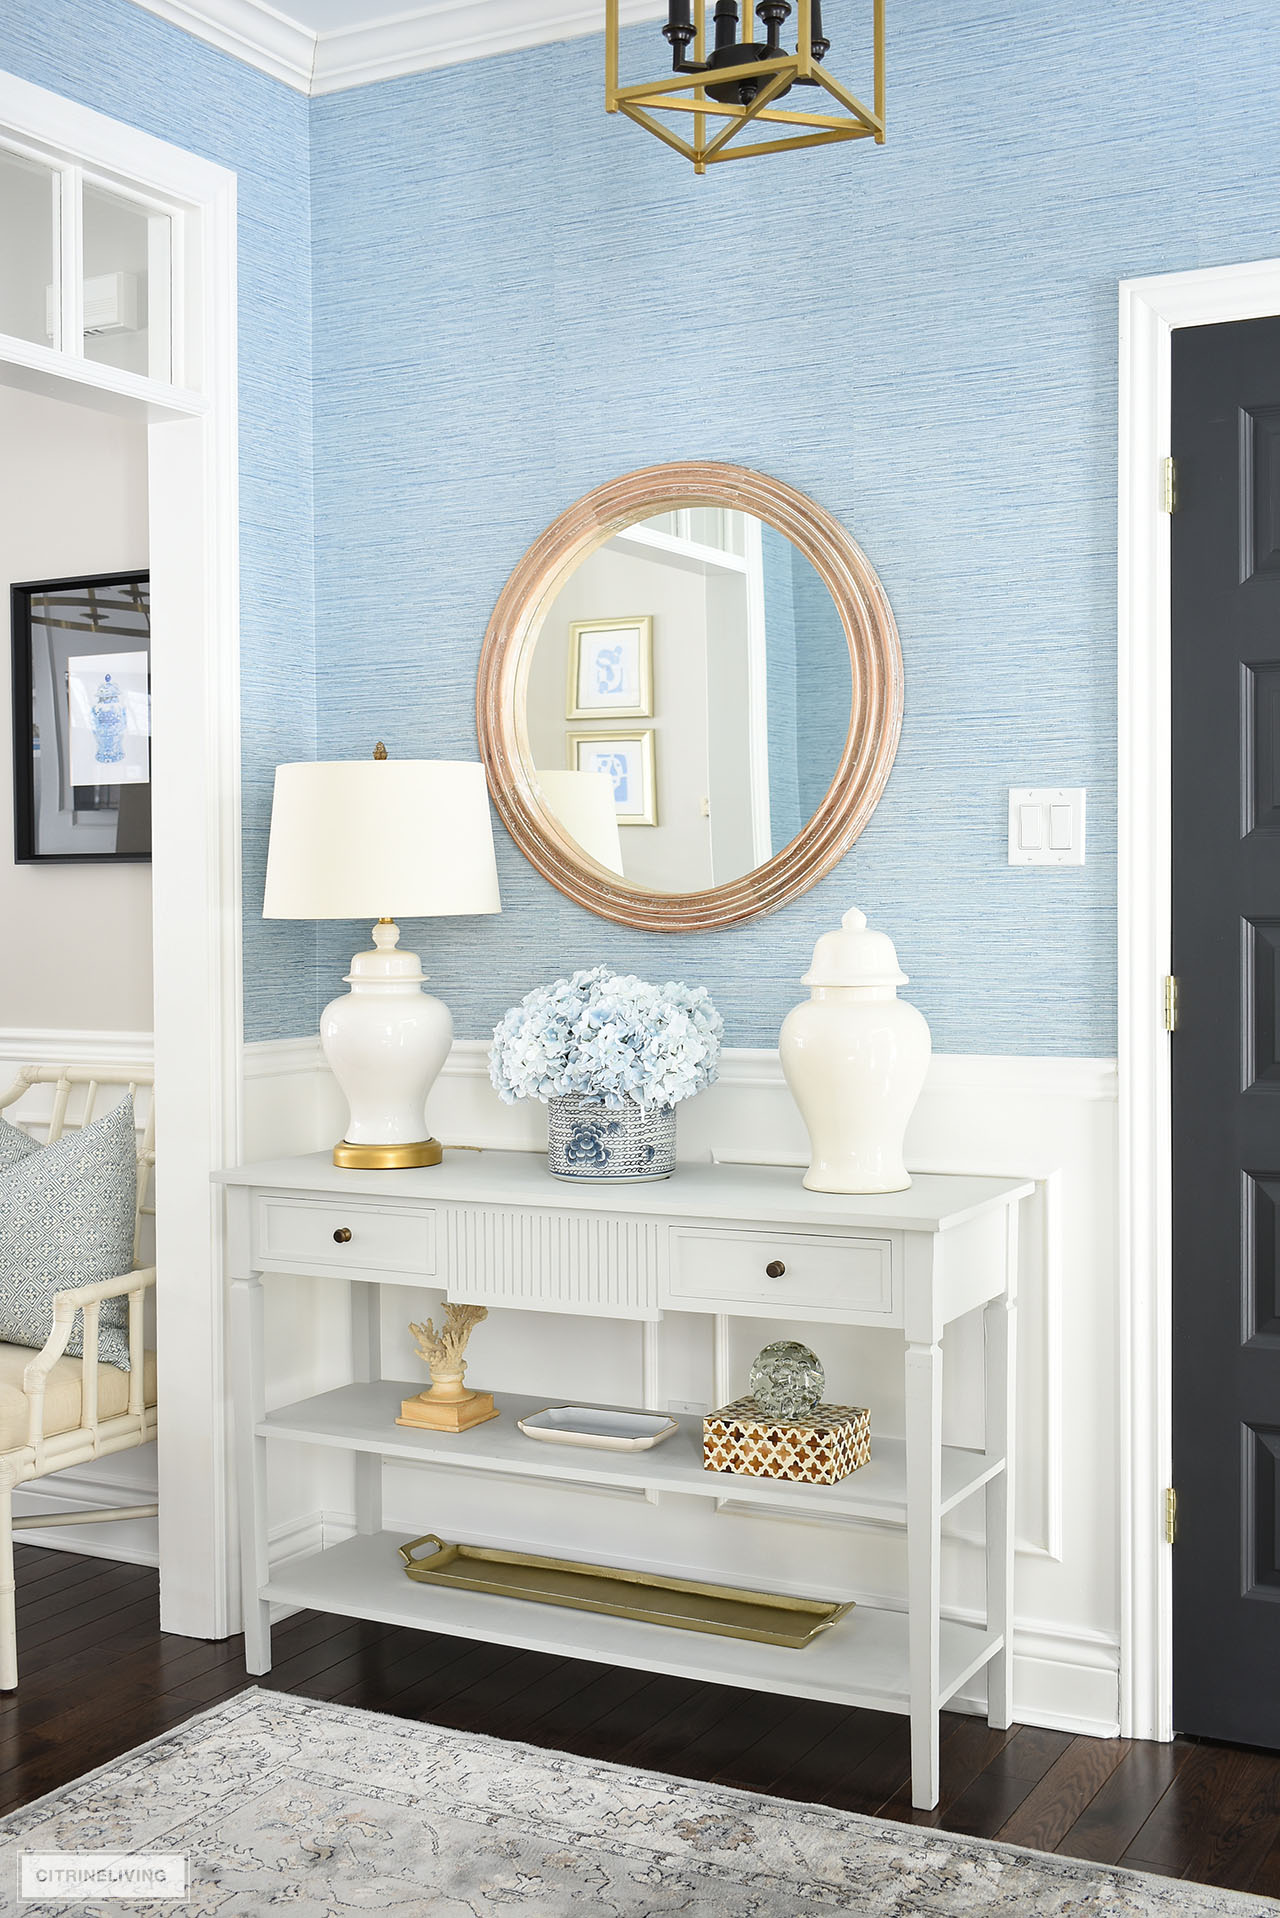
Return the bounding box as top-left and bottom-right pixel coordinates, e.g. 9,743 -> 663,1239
333,1137 -> 443,1170
397,1389 -> 498,1433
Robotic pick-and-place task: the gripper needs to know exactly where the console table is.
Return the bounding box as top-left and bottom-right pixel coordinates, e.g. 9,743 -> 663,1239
220,1149 -> 1030,1810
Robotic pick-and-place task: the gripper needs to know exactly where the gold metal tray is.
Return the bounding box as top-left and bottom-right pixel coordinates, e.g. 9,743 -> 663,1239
398,1533 -> 853,1648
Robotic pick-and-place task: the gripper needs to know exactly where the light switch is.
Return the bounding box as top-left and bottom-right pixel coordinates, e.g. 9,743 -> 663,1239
1008,788 -> 1086,866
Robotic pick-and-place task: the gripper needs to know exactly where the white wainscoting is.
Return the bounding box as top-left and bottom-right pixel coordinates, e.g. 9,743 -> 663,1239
243,1035 -> 1120,1737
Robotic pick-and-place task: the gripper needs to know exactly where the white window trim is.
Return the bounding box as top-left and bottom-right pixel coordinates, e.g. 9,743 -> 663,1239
1119,255 -> 1280,1741
0,70 -> 241,1641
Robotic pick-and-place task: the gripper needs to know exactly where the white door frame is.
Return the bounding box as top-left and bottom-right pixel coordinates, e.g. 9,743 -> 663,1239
0,71 -> 241,1640
1119,256 -> 1280,1741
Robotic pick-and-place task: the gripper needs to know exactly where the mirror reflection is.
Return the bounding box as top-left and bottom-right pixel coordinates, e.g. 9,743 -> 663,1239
525,506 -> 852,893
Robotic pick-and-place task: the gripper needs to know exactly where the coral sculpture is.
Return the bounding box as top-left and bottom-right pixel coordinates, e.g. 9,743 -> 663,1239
408,1302 -> 488,1400
397,1301 -> 497,1433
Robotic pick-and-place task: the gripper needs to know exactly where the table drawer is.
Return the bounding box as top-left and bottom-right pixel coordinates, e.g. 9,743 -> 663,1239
665,1227 -> 895,1321
255,1197 -> 436,1277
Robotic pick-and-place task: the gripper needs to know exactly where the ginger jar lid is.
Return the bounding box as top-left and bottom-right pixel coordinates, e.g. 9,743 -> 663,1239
801,907 -> 909,989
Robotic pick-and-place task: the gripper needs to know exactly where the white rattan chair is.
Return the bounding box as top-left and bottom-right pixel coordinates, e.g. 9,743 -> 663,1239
0,1065 -> 157,1689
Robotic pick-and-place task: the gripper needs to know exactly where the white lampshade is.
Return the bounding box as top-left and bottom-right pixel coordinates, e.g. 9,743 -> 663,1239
537,771 -> 624,877
263,759 -> 501,921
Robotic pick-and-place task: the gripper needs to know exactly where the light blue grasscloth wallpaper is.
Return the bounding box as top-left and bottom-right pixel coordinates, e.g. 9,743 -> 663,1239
9,6 -> 1280,1050
307,4 -> 1280,1055
0,0 -> 317,1044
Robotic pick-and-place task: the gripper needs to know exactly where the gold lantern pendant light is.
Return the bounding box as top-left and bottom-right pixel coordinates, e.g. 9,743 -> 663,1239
605,0 -> 884,173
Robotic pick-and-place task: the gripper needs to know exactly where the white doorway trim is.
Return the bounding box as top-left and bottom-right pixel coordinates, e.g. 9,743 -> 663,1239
1119,256 -> 1280,1742
0,71 -> 241,1640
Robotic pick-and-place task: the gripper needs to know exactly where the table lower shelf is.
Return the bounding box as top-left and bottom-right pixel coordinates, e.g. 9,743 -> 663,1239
261,1531 -> 1001,1715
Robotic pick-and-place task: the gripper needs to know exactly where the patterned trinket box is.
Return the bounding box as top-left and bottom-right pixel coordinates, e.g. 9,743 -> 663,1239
702,1397 -> 872,1485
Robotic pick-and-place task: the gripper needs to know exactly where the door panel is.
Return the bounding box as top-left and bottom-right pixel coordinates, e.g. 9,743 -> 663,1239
1172,315 -> 1280,1747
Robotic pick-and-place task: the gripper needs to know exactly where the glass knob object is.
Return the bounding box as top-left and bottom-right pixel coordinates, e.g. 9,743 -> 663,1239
748,1340 -> 824,1420
333,1227 -> 353,1243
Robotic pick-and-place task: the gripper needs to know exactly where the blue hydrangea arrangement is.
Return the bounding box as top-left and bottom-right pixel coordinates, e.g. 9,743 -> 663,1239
490,966 -> 723,1112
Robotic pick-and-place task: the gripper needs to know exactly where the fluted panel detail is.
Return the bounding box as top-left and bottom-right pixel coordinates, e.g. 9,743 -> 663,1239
442,1207 -> 661,1318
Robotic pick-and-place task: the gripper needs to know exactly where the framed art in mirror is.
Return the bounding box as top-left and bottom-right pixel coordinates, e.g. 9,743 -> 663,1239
477,463 -> 902,931
566,616 -> 653,720
11,570 -> 151,862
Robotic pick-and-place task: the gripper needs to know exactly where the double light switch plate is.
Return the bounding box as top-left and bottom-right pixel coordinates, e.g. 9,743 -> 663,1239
1008,788 -> 1086,865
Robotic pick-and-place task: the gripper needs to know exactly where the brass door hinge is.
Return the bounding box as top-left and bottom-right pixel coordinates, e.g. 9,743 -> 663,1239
1160,456 -> 1177,514
1164,976 -> 1179,1032
1165,1486 -> 1178,1545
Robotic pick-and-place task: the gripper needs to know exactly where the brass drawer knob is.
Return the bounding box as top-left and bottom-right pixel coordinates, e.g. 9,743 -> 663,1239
765,1259 -> 786,1278
333,1227 -> 353,1244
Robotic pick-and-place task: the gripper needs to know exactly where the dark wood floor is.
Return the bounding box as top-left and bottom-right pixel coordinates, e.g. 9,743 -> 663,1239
8,1542 -> 1280,1900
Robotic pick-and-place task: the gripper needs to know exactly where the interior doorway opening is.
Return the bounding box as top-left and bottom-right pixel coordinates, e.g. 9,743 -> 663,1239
0,71 -> 241,1644
1,382 -> 157,1560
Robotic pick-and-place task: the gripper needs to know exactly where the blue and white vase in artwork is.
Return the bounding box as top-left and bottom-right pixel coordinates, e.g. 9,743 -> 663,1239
90,674 -> 127,766
546,1095 -> 677,1183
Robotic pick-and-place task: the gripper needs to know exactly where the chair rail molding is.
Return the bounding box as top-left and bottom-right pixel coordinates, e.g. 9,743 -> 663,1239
1118,253 -> 1280,1744
127,0 -> 670,95
0,1029 -> 155,1072
0,71 -> 242,1643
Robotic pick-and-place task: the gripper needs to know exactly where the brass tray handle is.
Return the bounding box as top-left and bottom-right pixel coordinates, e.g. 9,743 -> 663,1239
399,1534 -> 448,1571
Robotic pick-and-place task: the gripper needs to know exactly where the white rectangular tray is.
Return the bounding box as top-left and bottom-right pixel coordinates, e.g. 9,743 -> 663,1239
517,1405 -> 679,1452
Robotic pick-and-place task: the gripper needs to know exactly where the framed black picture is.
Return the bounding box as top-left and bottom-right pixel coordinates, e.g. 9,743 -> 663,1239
11,570 -> 151,863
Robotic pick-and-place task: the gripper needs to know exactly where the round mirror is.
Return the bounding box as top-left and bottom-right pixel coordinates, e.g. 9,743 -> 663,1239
477,463 -> 902,932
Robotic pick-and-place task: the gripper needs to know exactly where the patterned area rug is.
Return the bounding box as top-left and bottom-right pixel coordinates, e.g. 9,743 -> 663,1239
1,1688 -> 1273,1915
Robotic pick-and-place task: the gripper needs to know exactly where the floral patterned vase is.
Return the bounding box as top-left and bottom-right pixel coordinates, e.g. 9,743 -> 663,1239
547,1095 -> 676,1182
90,673 -> 127,765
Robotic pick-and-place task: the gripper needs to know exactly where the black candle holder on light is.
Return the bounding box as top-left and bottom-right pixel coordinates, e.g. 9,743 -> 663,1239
606,0 -> 883,173
663,0 -> 832,106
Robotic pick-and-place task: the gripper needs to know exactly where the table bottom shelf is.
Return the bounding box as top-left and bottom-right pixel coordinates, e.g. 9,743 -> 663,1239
260,1531 -> 1000,1716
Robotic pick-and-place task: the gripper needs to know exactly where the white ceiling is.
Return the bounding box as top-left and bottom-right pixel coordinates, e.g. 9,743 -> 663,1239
129,0 -> 669,95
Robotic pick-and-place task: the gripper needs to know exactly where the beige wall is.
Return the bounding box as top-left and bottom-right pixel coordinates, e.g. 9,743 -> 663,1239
0,384 -> 152,1032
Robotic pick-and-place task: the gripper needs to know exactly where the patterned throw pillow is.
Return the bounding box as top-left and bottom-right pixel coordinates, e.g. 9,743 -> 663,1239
0,1118 -> 40,1172
0,1095 -> 137,1371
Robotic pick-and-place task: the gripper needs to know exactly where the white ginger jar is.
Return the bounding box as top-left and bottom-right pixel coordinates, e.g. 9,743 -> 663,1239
779,907 -> 931,1194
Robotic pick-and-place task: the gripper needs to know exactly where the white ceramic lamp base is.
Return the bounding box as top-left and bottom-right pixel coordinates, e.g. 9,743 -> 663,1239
321,920 -> 451,1170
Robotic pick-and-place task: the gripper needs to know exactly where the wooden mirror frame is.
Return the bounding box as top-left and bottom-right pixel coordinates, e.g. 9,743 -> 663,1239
476,461 -> 903,932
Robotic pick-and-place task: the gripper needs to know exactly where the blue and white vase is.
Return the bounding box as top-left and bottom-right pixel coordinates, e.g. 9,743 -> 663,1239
546,1094 -> 676,1182
90,673 -> 127,765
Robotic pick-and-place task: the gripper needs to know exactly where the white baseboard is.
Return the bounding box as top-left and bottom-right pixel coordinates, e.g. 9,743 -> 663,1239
13,1464 -> 160,1567
265,1509 -> 330,1624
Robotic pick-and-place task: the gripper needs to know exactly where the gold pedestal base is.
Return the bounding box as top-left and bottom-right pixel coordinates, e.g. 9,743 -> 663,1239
397,1390 -> 498,1433
333,1137 -> 443,1170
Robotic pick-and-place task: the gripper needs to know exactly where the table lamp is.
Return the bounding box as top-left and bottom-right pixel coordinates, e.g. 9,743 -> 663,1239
536,770 -> 624,876
263,746 -> 501,1169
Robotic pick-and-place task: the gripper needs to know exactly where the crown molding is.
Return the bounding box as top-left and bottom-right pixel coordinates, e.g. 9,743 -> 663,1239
127,0 -> 669,96
128,0 -> 316,90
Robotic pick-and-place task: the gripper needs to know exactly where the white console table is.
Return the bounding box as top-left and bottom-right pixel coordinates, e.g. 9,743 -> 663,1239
220,1149 -> 1030,1810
